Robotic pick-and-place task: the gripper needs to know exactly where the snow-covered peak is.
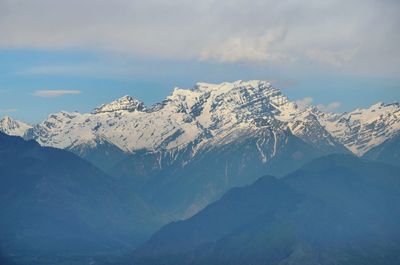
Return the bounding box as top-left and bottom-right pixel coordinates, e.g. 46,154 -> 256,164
1,116 -> 12,123
7,80 -> 399,158
165,80 -> 296,124
24,80 -> 296,153
92,95 -> 146,114
347,102 -> 399,124
193,80 -> 272,93
315,102 -> 400,156
0,116 -> 32,137
169,80 -> 274,99
169,80 -> 296,128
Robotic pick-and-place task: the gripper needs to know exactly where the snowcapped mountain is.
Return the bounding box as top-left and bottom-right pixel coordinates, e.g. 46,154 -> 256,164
313,102 -> 400,155
15,81 -> 335,153
1,80 -> 398,217
0,116 -> 31,137
6,80 -> 400,155
1,80 -> 399,159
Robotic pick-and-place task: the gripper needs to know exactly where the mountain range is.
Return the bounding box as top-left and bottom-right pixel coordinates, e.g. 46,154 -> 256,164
1,80 -> 399,218
0,80 -> 399,264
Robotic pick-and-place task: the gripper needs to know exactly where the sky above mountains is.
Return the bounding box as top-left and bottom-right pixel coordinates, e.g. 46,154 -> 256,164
0,0 -> 399,123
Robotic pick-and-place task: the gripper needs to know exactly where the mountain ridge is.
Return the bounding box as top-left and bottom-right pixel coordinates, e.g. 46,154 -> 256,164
1,81 -> 398,217
1,80 -> 398,157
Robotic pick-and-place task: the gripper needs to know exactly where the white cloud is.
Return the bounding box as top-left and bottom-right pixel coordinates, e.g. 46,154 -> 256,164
295,98 -> 342,112
17,63 -> 149,79
0,108 -> 18,113
317,101 -> 342,112
307,48 -> 359,67
295,97 -> 313,110
200,28 -> 294,63
19,65 -> 93,76
32,90 -> 82,97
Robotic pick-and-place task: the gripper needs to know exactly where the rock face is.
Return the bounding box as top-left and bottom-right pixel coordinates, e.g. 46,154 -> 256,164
1,80 -> 399,216
131,155 -> 400,265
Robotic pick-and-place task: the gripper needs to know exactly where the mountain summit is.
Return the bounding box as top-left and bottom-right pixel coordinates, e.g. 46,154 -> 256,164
0,116 -> 31,136
92,95 -> 146,114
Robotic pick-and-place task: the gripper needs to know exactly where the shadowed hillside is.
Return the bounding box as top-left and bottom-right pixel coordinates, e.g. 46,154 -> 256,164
131,154 -> 400,265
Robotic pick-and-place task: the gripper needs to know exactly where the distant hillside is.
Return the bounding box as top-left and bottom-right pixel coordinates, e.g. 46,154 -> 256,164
363,133 -> 400,166
131,154 -> 400,265
0,132 -> 168,257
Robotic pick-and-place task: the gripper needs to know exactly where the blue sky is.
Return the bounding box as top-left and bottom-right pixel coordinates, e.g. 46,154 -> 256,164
0,0 -> 399,123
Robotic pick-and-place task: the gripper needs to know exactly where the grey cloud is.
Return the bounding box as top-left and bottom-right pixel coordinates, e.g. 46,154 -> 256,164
0,0 -> 399,75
